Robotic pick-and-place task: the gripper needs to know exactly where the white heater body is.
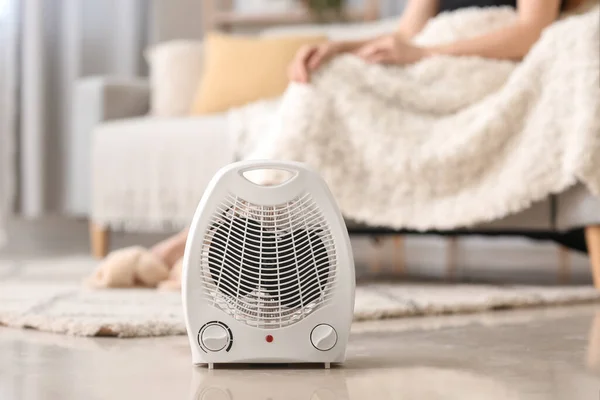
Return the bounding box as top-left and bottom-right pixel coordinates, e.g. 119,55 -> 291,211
182,160 -> 355,367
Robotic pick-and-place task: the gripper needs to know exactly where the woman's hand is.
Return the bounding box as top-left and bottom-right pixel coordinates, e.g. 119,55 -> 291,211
288,42 -> 345,83
355,35 -> 429,65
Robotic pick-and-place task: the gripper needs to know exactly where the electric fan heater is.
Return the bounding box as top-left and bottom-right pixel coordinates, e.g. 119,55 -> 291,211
182,160 -> 355,369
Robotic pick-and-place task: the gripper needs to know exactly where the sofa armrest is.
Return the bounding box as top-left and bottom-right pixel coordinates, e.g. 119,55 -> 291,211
73,76 -> 150,122
66,76 -> 150,216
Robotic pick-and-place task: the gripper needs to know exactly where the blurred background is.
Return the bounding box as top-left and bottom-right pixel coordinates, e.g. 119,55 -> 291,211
0,0 -> 592,284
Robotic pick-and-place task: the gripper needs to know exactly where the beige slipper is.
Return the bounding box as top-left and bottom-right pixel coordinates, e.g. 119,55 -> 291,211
85,246 -> 170,289
157,257 -> 183,291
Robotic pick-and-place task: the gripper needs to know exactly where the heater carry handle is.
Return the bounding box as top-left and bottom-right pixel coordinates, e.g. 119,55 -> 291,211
234,160 -> 306,188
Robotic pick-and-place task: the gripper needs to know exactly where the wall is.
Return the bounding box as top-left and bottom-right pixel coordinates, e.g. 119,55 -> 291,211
148,0 -> 406,43
148,0 -> 205,44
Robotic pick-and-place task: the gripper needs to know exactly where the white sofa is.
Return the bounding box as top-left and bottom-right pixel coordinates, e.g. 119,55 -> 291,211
75,20 -> 600,289
75,18 -> 401,254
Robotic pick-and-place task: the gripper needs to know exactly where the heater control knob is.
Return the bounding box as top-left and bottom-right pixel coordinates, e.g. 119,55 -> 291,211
201,324 -> 230,352
311,324 -> 337,351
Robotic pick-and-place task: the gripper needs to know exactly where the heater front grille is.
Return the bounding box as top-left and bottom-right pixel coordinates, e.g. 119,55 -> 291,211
199,192 -> 337,329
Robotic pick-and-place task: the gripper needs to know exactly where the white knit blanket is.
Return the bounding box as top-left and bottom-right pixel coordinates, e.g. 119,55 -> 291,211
229,5 -> 600,231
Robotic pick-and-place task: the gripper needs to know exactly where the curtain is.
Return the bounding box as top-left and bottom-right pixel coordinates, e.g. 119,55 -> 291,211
0,0 -> 18,245
18,0 -> 149,218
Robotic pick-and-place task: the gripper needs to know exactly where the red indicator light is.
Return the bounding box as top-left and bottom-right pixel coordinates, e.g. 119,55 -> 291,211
266,335 -> 274,343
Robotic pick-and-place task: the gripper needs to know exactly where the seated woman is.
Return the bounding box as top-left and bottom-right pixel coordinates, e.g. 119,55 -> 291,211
96,0 -> 585,287
289,0 -> 581,83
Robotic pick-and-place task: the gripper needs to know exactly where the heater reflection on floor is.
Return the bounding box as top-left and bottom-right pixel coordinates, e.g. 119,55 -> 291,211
189,367 -> 349,400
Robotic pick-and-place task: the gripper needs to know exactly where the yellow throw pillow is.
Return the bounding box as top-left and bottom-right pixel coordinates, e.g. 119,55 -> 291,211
190,32 -> 328,115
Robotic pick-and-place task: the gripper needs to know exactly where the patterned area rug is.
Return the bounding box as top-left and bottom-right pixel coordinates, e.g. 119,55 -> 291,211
0,256 -> 599,337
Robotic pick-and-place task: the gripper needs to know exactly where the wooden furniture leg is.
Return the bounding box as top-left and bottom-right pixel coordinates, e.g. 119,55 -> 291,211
585,226 -> 600,289
392,235 -> 406,276
90,222 -> 110,259
586,311 -> 600,369
446,237 -> 459,281
369,236 -> 384,275
557,245 -> 571,284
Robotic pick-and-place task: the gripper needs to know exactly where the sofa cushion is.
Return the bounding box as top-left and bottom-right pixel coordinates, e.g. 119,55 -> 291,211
189,32 -> 327,115
145,40 -> 204,117
91,115 -> 235,231
90,113 -> 556,232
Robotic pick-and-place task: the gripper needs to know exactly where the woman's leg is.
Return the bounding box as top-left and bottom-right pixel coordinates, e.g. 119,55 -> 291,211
151,228 -> 189,268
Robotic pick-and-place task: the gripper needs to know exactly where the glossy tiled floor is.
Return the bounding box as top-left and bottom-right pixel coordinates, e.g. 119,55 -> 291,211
1,304 -> 599,400
1,218 -> 598,399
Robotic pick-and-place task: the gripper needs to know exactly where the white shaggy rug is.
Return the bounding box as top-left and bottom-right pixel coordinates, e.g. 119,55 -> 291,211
0,256 -> 599,337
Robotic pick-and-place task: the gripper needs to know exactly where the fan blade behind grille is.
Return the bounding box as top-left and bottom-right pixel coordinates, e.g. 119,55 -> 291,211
266,229 -> 329,309
202,193 -> 337,328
